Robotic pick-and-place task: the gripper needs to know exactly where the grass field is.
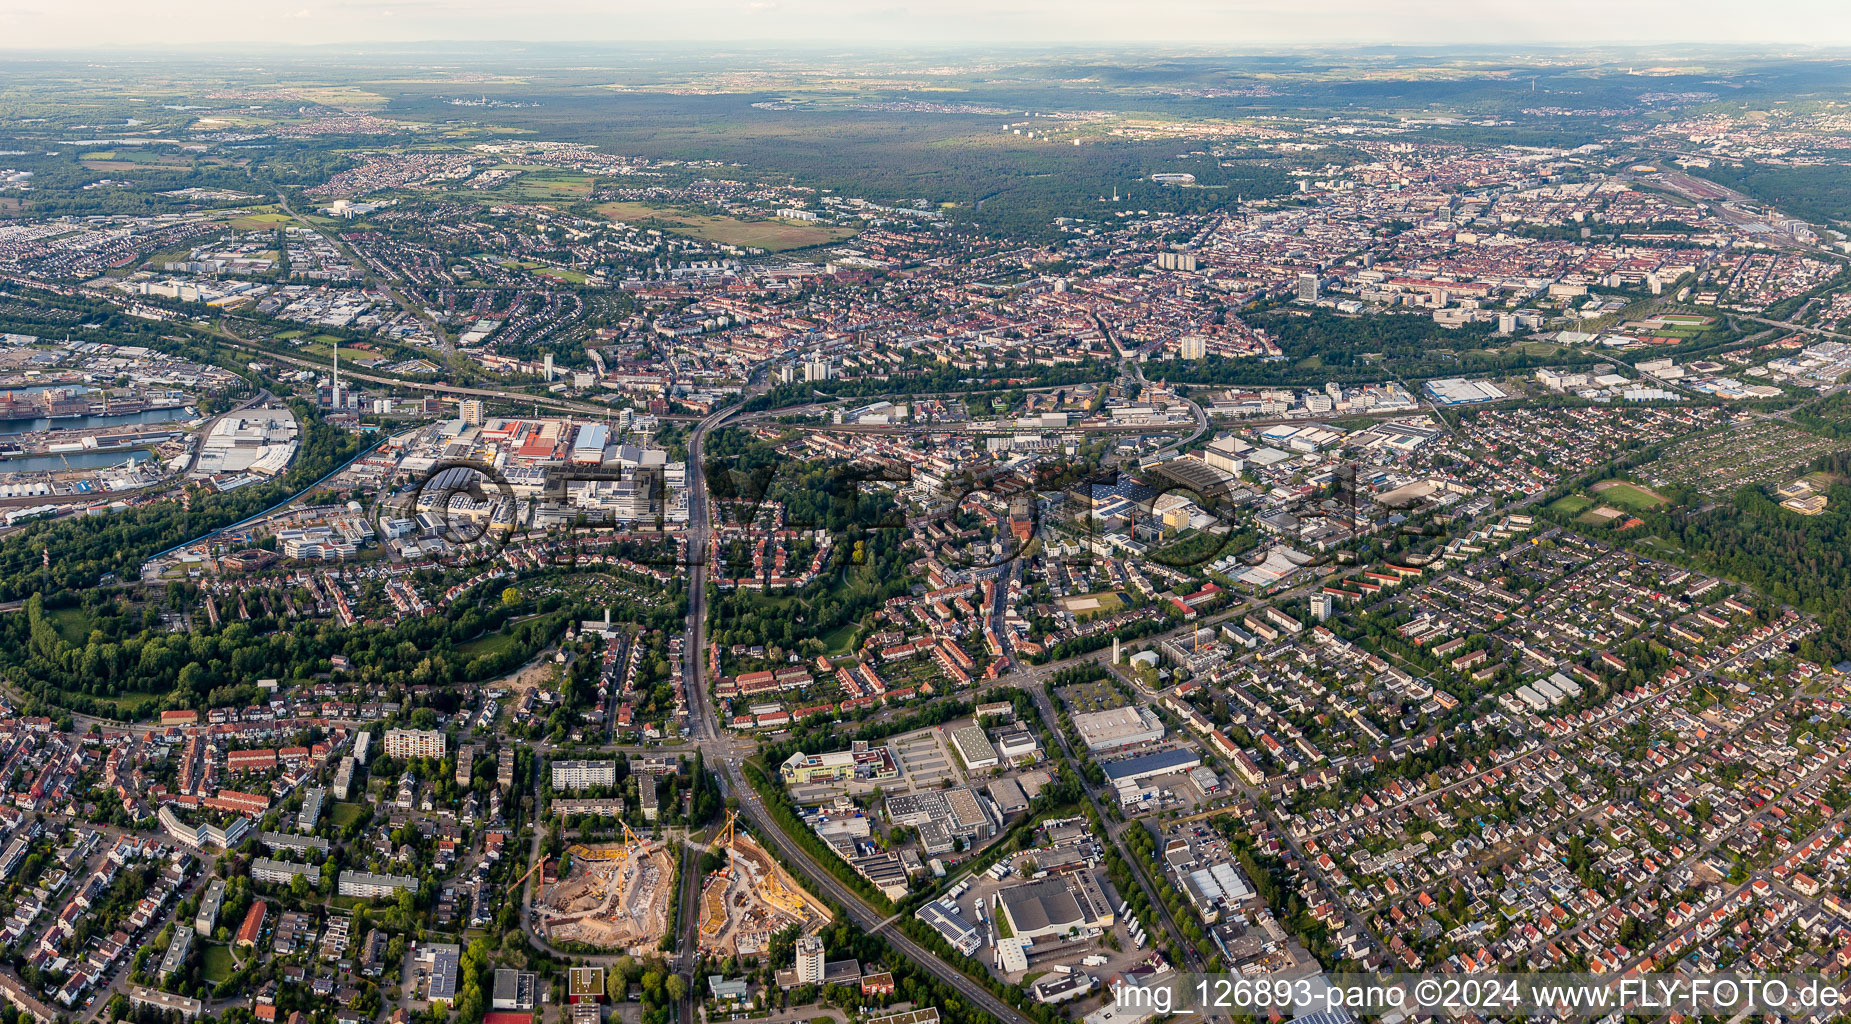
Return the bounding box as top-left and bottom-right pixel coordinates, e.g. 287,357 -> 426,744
227,211 -> 292,231
594,201 -> 856,251
302,342 -> 386,364
1591,479 -> 1669,510
1548,494 -> 1595,515
45,606 -> 92,645
819,622 -> 858,655
460,168 -> 595,204
202,943 -> 237,982
457,629 -> 519,657
330,802 -> 369,829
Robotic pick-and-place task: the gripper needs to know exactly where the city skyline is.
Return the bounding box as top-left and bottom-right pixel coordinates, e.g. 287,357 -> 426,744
4,0 -> 1851,50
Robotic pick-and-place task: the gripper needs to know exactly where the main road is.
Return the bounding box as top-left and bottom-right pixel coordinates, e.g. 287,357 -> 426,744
671,373 -> 1040,1024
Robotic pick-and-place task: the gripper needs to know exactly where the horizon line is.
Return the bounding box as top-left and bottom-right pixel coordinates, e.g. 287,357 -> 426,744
2,40 -> 1850,55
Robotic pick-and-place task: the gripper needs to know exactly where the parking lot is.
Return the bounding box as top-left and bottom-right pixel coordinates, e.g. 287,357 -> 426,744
889,727 -> 962,792
1055,680 -> 1128,713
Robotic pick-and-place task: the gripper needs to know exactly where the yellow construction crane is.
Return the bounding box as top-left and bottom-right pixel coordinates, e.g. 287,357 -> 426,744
760,869 -> 811,923
715,809 -> 740,878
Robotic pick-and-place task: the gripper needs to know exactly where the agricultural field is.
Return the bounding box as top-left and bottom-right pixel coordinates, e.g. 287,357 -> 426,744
226,210 -> 293,230
470,168 -> 594,203
272,85 -> 390,109
593,201 -> 857,251
78,150 -> 194,172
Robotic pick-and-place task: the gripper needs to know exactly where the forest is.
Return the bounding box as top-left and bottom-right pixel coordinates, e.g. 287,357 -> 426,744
1,585 -> 578,720
366,86 -> 1295,240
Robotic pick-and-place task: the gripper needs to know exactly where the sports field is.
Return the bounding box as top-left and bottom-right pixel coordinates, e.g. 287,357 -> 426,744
1548,494 -> 1594,515
1591,479 -> 1669,510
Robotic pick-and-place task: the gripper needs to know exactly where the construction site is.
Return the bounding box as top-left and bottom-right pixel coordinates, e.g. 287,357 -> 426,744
698,811 -> 831,957
536,824 -> 678,952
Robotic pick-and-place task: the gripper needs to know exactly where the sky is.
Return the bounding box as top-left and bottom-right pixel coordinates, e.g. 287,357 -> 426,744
2,0 -> 1851,50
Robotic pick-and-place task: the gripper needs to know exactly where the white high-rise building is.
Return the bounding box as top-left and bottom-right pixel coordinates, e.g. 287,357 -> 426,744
384,728 -> 446,760
1296,273 -> 1320,302
795,935 -> 825,985
1179,335 -> 1206,360
551,760 -> 619,791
